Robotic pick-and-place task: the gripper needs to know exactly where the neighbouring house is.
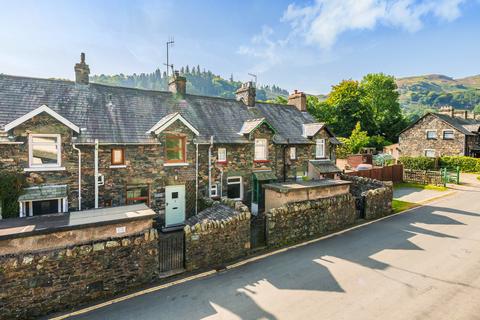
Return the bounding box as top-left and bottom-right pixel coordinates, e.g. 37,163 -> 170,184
0,53 -> 341,224
399,106 -> 480,158
383,143 -> 399,159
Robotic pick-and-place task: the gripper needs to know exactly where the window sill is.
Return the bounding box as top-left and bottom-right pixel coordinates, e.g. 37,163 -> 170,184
217,161 -> 228,164
24,167 -> 66,172
110,164 -> 127,169
164,162 -> 189,167
254,160 -> 270,163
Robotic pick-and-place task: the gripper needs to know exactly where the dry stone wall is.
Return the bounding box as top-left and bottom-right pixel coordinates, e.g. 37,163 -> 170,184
340,174 -> 393,220
265,193 -> 355,247
0,229 -> 159,320
184,198 -> 251,271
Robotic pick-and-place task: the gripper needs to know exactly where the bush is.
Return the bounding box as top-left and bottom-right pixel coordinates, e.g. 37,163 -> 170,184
399,156 -> 480,173
399,156 -> 436,170
0,171 -> 26,219
439,156 -> 480,172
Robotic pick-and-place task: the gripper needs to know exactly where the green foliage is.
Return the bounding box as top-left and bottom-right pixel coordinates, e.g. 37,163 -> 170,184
474,104 -> 480,114
439,156 -> 480,172
399,156 -> 480,173
0,172 -> 26,219
399,156 -> 436,170
336,122 -> 370,158
397,74 -> 480,117
368,135 -> 392,150
309,74 -> 407,142
392,199 -> 419,213
91,67 -> 289,101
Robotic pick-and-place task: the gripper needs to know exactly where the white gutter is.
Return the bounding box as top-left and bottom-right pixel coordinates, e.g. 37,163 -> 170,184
94,139 -> 99,208
72,144 -> 82,211
208,136 -> 214,198
195,140 -> 199,215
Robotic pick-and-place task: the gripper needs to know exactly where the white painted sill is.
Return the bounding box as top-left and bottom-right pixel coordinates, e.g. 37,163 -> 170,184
164,162 -> 189,167
110,165 -> 127,169
24,167 -> 66,172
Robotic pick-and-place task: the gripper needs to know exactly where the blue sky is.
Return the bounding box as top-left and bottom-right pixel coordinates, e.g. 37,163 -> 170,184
1,0 -> 479,94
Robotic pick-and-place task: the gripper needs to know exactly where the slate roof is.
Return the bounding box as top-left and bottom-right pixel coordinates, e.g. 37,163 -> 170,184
239,118 -> 267,135
18,185 -> 68,201
400,112 -> 480,136
0,74 -> 326,144
433,113 -> 480,136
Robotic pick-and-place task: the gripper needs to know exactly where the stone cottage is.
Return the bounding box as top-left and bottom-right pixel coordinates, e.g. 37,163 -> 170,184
0,53 -> 341,225
399,106 -> 480,158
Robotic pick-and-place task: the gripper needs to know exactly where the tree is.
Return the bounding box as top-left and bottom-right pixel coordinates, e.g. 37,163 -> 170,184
336,122 -> 370,158
360,73 -> 407,142
474,104 -> 480,114
325,80 -> 375,137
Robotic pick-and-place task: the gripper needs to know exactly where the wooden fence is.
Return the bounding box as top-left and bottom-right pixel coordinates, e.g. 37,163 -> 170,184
347,164 -> 403,183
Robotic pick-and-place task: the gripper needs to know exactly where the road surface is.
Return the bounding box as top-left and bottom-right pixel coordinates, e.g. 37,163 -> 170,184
67,176 -> 480,320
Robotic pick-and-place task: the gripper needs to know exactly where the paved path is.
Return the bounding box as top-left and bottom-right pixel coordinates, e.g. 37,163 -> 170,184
66,178 -> 480,320
393,187 -> 450,203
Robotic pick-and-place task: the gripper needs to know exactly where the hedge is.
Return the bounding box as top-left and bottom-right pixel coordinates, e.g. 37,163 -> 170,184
399,156 -> 480,173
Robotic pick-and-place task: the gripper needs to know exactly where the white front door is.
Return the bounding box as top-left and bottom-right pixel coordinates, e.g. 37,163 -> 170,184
165,185 -> 186,226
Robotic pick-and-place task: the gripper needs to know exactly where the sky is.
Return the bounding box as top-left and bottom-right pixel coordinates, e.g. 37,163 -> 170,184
1,0 -> 479,94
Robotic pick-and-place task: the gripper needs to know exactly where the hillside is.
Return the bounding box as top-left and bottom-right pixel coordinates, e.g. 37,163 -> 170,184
396,74 -> 480,118
90,66 -> 289,101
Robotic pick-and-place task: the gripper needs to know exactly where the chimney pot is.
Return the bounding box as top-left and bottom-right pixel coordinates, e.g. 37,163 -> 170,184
235,81 -> 256,107
74,52 -> 90,85
169,70 -> 187,96
288,90 -> 306,112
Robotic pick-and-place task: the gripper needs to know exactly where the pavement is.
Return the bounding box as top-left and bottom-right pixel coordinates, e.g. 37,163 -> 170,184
58,176 -> 480,320
393,187 -> 452,204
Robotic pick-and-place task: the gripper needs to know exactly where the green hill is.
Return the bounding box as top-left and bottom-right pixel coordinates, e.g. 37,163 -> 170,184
90,66 -> 289,101
396,74 -> 480,119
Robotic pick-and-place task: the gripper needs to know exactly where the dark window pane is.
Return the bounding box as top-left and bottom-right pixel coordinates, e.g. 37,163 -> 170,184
33,199 -> 58,215
227,183 -> 241,199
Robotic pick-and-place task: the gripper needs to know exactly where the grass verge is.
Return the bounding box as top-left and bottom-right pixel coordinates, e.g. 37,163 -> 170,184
394,182 -> 448,191
392,199 -> 420,214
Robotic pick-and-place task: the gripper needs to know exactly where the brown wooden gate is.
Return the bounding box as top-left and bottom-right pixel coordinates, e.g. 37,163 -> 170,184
158,231 -> 185,275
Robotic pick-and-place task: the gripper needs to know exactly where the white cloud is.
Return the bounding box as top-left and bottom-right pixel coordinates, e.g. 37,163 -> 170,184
282,0 -> 468,48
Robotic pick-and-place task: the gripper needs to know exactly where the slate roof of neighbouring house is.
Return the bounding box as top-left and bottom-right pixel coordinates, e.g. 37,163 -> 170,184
309,159 -> 342,174
0,74 -> 334,145
400,112 -> 480,136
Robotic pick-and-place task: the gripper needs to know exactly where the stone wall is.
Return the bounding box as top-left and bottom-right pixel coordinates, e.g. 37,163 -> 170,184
340,174 -> 393,220
184,198 -> 251,271
399,113 -> 466,157
265,193 -> 356,248
0,229 -> 159,320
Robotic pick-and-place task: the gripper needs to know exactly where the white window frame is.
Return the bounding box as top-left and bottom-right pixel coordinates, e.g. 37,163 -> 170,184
254,139 -> 268,161
426,130 -> 437,140
290,147 -> 296,160
217,148 -> 227,162
28,134 -> 62,169
424,149 -> 436,158
227,176 -> 243,201
442,130 -> 455,140
315,139 -> 325,158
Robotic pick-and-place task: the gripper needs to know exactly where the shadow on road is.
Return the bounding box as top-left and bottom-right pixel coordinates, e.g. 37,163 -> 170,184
71,201 -> 479,320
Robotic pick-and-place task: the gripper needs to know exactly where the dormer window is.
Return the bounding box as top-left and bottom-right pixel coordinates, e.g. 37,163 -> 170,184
315,139 -> 325,158
254,139 -> 268,161
165,135 -> 186,163
28,134 -> 61,168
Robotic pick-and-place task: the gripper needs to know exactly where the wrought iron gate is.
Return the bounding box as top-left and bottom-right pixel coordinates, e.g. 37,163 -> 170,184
158,230 -> 185,275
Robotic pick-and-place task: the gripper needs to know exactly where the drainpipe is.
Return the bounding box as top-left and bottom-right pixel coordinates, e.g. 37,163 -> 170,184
283,139 -> 289,182
208,136 -> 213,198
195,140 -> 199,215
72,144 -> 82,211
94,139 -> 99,208
220,167 -> 224,197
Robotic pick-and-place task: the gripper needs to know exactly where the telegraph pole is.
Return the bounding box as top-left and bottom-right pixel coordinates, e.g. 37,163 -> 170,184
248,73 -> 257,87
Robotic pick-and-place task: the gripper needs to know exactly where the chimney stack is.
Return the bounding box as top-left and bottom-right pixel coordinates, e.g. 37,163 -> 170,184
168,70 -> 187,96
74,52 -> 90,85
439,106 -> 454,117
288,90 -> 307,112
235,82 -> 256,107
